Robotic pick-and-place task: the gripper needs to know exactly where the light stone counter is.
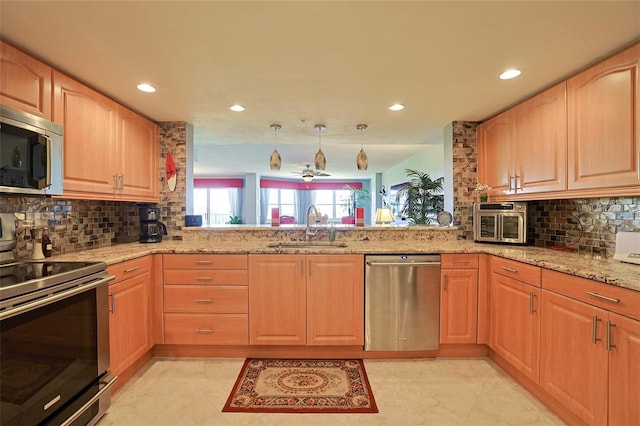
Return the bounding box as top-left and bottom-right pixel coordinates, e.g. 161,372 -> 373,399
53,225 -> 640,292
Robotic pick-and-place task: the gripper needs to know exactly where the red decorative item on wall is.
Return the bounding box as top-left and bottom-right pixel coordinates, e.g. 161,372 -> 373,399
166,152 -> 177,192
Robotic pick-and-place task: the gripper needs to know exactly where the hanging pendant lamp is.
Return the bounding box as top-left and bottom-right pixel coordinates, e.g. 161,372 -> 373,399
356,124 -> 369,170
269,124 -> 282,171
314,124 -> 327,171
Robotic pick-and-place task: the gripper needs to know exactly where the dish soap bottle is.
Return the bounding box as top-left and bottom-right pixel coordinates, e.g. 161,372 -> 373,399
42,228 -> 52,257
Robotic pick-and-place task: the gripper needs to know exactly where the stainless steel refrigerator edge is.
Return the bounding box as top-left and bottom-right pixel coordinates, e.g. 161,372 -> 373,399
364,254 -> 441,351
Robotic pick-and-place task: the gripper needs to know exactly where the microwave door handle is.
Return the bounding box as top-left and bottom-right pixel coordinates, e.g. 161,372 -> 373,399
497,215 -> 503,240
43,134 -> 52,188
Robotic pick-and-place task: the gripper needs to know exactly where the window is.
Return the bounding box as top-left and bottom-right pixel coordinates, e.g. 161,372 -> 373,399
314,189 -> 351,220
193,179 -> 244,225
266,188 -> 296,223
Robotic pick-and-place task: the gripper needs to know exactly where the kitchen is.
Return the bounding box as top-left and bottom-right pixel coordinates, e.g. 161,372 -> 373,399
1,2 -> 639,426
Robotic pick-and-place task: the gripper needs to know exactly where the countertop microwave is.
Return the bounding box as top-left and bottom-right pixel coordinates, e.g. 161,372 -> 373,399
0,104 -> 63,195
473,202 -> 528,244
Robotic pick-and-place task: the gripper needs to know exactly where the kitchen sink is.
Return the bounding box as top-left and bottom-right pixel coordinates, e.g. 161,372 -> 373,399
267,242 -> 348,249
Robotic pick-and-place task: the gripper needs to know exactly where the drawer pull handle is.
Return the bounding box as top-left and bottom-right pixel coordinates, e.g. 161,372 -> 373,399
194,260 -> 213,265
195,299 -> 213,303
195,276 -> 213,281
109,292 -> 115,314
501,266 -> 518,273
592,316 -> 601,344
585,292 -> 620,304
124,266 -> 141,273
196,328 -> 214,334
453,260 -> 471,264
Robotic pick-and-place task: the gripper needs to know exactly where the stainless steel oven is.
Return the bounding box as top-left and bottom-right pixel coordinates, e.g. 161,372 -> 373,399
0,261 -> 116,426
473,202 -> 527,244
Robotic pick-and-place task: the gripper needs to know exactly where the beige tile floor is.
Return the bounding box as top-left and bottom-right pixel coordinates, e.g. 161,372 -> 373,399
97,357 -> 565,426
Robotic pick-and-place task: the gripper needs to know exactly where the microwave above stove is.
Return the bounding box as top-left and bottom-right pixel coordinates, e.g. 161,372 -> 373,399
473,202 -> 527,244
0,104 -> 63,196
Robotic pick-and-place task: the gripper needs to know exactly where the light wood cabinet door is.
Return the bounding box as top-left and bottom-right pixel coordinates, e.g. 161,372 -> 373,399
539,289 -> 607,426
0,40 -> 52,119
608,312 -> 640,426
248,254 -> 306,345
440,269 -> 478,344
490,272 -> 540,383
53,70 -> 119,197
477,109 -> 515,196
514,82 -> 567,194
108,270 -> 152,377
567,42 -> 640,191
306,255 -> 364,346
117,105 -> 158,201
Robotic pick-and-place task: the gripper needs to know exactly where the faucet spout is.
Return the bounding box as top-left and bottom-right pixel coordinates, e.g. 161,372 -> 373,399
306,204 -> 319,240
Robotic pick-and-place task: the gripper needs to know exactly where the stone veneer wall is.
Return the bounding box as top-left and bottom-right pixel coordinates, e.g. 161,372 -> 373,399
451,121 -> 479,240
158,122 -> 188,240
528,197 -> 640,257
0,196 -> 140,259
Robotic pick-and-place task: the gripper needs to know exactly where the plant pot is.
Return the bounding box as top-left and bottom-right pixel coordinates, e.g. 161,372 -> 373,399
479,193 -> 488,202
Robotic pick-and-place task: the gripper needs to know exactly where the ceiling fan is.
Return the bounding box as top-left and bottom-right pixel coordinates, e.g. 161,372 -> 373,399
291,164 -> 331,182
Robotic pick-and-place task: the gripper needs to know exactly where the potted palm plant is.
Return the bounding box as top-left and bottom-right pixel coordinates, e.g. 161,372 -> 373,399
396,169 -> 444,225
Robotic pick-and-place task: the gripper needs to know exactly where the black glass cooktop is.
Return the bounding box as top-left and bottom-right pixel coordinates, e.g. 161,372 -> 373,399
0,261 -> 107,301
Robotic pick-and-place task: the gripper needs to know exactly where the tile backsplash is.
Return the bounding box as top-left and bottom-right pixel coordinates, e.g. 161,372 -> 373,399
528,197 -> 640,257
0,196 -> 143,260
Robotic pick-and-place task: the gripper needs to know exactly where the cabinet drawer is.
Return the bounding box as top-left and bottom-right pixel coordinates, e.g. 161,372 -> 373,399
164,285 -> 248,313
163,269 -> 247,285
491,256 -> 541,287
108,256 -> 152,283
442,254 -> 478,269
163,254 -> 247,270
163,313 -> 248,345
542,269 -> 640,321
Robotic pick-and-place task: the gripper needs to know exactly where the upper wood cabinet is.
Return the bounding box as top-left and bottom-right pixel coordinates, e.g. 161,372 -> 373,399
0,40 -> 52,119
53,70 -> 158,201
477,83 -> 567,198
567,42 -> 640,192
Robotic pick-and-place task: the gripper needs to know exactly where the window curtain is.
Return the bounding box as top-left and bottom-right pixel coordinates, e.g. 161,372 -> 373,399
296,190 -> 316,224
228,188 -> 243,217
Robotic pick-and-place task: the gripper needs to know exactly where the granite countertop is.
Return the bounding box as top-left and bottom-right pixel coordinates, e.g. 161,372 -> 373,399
54,238 -> 640,293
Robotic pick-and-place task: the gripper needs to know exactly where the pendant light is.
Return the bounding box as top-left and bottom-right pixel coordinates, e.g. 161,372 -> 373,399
314,124 -> 326,171
356,124 -> 368,170
269,124 -> 282,171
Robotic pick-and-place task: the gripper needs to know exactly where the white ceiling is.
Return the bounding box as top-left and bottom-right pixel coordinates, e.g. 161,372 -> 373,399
1,1 -> 639,180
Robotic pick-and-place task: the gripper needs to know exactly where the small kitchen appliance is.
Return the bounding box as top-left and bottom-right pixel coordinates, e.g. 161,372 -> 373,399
613,231 -> 640,265
473,202 -> 528,244
139,207 -> 167,243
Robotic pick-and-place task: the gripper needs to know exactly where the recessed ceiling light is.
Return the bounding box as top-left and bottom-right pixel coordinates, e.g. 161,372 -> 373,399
230,104 -> 245,112
136,83 -> 156,93
499,69 -> 521,80
388,103 -> 405,111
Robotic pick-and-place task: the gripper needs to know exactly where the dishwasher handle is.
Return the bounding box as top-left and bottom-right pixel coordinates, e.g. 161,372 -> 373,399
366,261 -> 441,267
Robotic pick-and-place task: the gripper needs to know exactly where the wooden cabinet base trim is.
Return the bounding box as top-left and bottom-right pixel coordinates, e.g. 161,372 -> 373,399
111,348 -> 154,395
363,350 -> 437,359
154,344 -> 364,359
436,344 -> 488,358
489,349 -> 587,426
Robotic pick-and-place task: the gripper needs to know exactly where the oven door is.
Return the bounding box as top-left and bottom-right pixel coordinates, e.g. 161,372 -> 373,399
474,212 -> 499,242
499,213 -> 526,243
0,277 -> 114,426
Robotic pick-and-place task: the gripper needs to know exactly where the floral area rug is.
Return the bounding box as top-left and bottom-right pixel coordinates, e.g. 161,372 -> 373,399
222,359 -> 378,413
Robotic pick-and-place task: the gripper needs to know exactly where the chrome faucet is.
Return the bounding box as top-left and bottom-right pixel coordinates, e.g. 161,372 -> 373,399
306,204 -> 319,240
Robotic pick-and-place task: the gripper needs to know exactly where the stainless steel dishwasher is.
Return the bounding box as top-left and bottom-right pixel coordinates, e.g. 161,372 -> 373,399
365,254 -> 441,351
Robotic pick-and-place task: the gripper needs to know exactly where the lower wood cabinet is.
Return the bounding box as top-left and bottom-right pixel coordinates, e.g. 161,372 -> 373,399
107,257 -> 153,378
439,254 -> 478,344
162,254 -> 249,345
489,258 -> 541,384
540,269 -> 640,425
248,254 -> 364,346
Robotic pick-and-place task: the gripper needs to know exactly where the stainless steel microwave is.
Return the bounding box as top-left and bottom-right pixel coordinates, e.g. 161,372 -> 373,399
473,202 -> 527,244
0,104 -> 63,195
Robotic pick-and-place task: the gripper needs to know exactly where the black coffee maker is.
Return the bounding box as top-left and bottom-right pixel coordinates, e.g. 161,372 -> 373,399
139,207 -> 167,243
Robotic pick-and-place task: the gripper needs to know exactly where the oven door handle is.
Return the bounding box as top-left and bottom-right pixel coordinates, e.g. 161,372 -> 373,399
60,373 -> 119,426
0,275 -> 115,321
